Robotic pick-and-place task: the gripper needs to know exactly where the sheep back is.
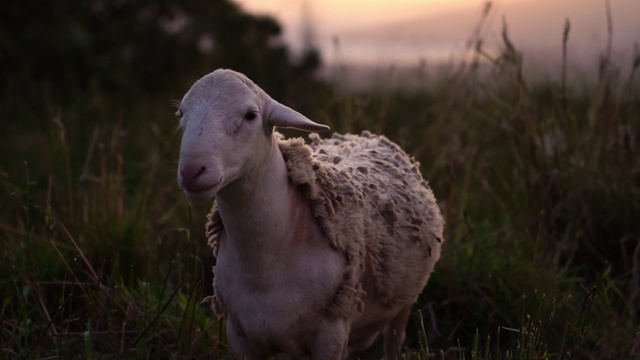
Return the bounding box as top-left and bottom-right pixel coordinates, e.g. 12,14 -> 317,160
205,131 -> 444,319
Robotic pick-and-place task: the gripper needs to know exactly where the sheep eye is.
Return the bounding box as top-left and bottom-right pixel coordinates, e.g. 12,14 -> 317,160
175,109 -> 183,118
244,111 -> 257,121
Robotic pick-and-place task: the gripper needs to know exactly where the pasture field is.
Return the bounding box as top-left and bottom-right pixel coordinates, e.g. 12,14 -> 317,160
1,25 -> 639,359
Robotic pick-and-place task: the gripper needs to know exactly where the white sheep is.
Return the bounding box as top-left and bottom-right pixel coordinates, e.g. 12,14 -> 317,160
176,69 -> 444,359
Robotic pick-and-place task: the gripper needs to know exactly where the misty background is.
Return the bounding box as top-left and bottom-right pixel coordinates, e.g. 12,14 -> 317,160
240,0 -> 640,76
3,0 -> 638,102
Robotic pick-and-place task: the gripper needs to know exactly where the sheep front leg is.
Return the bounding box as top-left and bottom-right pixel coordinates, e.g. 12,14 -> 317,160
226,317 -> 265,360
310,318 -> 349,360
383,303 -> 413,360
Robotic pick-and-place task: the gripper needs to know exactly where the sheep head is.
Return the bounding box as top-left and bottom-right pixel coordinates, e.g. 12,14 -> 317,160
176,69 -> 329,200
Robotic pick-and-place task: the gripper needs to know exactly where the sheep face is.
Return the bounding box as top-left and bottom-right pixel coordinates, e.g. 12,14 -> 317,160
176,69 -> 328,200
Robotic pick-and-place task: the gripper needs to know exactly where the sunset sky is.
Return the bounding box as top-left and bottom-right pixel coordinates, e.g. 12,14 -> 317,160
236,0 -> 640,69
238,0 -> 477,26
237,0 -> 478,43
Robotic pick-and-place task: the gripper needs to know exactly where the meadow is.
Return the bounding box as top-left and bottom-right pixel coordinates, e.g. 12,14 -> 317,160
2,11 -> 640,359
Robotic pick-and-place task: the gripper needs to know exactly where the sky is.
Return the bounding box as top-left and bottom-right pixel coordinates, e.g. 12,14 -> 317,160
236,0 -> 475,48
237,0 -> 473,27
236,0 -> 640,70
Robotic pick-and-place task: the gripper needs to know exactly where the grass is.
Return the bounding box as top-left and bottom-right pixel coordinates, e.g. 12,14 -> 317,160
2,15 -> 640,360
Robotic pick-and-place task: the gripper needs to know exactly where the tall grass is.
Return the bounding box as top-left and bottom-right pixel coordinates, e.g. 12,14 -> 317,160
2,12 -> 639,360
1,96 -> 222,358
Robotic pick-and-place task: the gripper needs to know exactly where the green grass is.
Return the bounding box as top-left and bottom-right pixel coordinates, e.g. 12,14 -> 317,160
2,20 -> 640,359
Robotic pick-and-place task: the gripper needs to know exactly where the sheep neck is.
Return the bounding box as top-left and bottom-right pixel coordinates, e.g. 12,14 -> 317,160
214,138 -> 302,268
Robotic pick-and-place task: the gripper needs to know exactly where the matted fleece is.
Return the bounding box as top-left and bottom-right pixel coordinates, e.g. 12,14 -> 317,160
205,131 -> 444,319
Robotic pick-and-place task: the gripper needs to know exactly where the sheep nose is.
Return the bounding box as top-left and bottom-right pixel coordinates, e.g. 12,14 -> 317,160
179,164 -> 206,189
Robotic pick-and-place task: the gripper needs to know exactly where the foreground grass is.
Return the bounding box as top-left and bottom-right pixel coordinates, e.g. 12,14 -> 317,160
1,112 -> 223,358
2,24 -> 640,359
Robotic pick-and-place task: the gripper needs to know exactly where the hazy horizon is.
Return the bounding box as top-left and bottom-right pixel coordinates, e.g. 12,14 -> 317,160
238,0 -> 640,73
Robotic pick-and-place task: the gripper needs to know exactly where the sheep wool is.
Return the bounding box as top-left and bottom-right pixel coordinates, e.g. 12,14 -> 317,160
206,130 -> 444,319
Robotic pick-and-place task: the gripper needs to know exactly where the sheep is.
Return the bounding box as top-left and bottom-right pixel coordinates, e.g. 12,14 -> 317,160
176,68 -> 445,360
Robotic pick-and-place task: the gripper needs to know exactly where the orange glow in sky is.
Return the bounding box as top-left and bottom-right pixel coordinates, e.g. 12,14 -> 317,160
237,0 -> 479,31
236,0 -> 490,59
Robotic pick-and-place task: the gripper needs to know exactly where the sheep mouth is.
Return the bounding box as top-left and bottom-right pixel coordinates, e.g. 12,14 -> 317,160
183,179 -> 222,200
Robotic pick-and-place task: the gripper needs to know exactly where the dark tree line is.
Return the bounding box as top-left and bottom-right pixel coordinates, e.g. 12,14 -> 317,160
1,0 -> 322,104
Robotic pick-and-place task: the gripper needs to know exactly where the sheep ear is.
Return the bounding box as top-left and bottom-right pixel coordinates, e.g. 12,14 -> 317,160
267,100 -> 330,132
